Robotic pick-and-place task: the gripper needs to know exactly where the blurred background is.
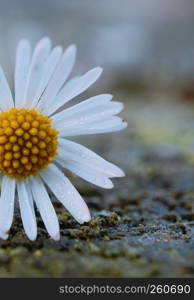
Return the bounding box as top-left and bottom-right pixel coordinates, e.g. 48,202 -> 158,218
1,0 -> 194,278
1,0 -> 194,158
1,0 -> 194,86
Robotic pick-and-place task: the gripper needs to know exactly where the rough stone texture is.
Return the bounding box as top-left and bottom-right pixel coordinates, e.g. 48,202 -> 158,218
0,90 -> 194,278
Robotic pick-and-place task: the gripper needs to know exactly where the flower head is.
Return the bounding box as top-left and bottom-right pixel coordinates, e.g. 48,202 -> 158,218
0,37 -> 127,241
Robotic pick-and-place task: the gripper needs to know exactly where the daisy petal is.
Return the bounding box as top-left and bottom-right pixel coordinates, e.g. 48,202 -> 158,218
40,164 -> 91,224
46,67 -> 103,116
56,156 -> 113,189
0,67 -> 14,111
58,116 -> 127,137
58,138 -> 124,178
54,100 -> 123,130
0,176 -> 15,233
0,229 -> 8,240
53,94 -> 112,125
29,46 -> 63,109
17,180 -> 37,241
37,44 -> 76,113
15,39 -> 32,108
22,37 -> 52,108
25,179 -> 36,216
29,176 -> 60,240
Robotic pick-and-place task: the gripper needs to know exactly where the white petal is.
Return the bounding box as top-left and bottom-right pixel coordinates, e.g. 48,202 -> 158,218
17,180 -> 37,241
56,156 -> 113,189
36,44 -> 76,113
29,46 -> 62,109
55,75 -> 80,102
29,176 -> 60,240
58,116 -> 127,137
54,101 -> 123,130
25,179 -> 35,213
22,37 -> 52,108
53,94 -> 112,125
0,229 -> 8,240
0,67 -> 14,111
58,138 -> 125,179
46,67 -> 103,116
40,164 -> 91,224
15,39 -> 32,108
0,176 -> 15,232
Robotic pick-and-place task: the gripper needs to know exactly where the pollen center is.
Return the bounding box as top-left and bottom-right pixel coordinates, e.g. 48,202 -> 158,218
0,108 -> 58,178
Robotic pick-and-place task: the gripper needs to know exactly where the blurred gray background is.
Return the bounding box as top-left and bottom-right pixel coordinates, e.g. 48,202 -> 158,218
1,0 -> 194,89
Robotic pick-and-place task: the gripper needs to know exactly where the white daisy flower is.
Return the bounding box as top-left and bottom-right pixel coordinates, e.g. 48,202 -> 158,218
0,37 -> 127,241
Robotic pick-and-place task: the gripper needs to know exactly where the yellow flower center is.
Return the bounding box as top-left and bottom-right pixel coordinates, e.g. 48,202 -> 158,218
0,108 -> 58,178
